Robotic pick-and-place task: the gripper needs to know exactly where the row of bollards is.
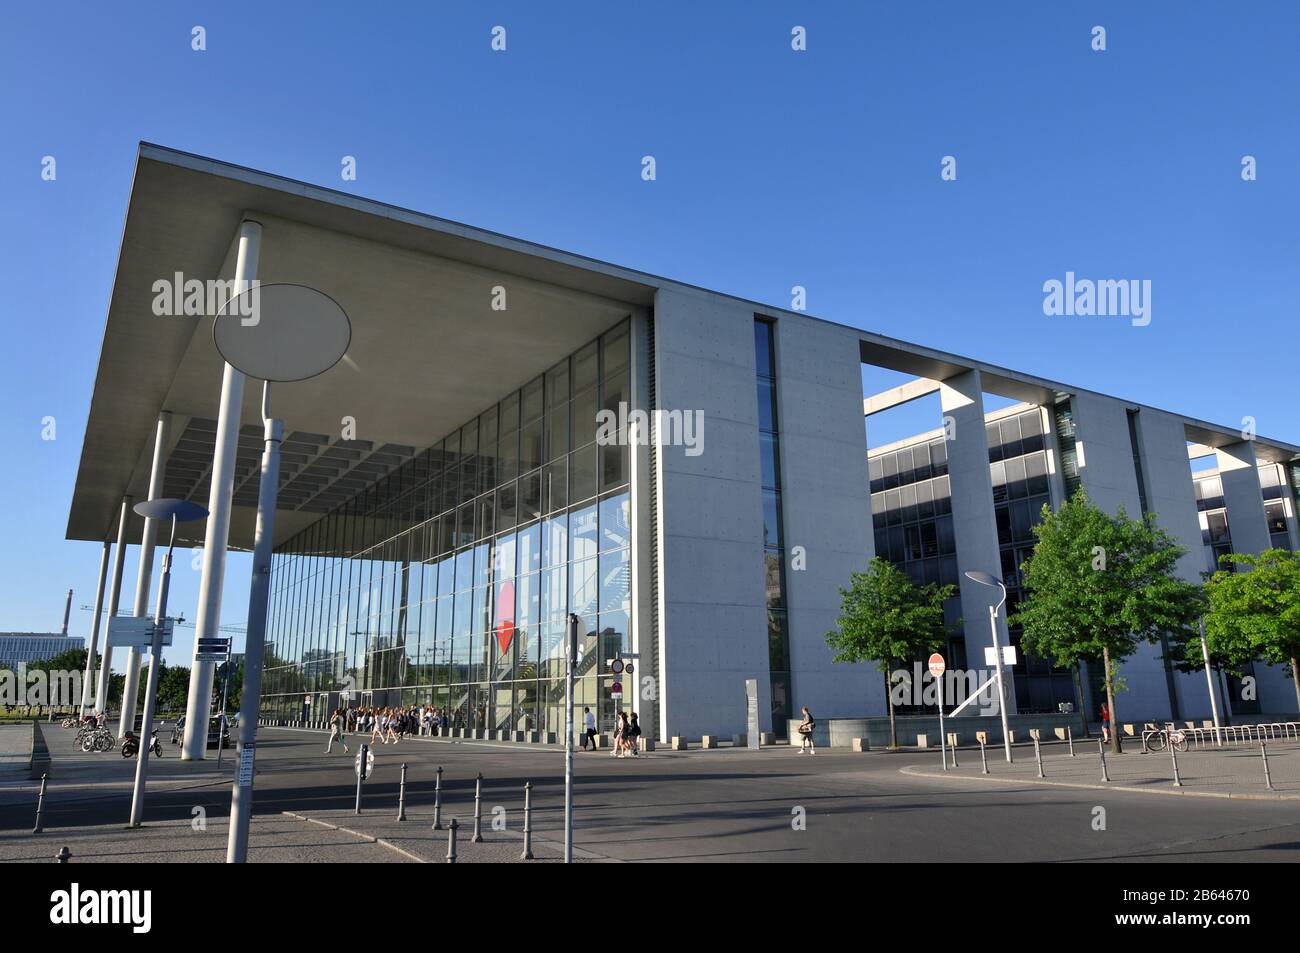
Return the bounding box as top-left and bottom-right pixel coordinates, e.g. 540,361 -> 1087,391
373,761 -> 536,861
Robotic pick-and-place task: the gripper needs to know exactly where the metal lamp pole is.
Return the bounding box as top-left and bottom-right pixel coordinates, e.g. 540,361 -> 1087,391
227,384 -> 282,863
128,499 -> 208,827
1199,617 -> 1223,746
966,571 -> 1013,763
564,612 -> 577,864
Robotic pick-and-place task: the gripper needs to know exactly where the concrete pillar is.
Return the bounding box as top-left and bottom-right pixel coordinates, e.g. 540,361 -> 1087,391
938,369 -> 1015,714
182,219 -> 261,759
120,412 -> 173,736
96,497 -> 132,715
1215,442 -> 1271,555
80,541 -> 111,717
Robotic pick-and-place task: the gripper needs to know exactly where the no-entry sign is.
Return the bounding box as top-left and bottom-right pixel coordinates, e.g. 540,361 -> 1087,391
928,653 -> 946,678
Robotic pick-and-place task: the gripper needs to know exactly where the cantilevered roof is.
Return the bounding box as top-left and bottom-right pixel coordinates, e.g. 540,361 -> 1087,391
68,144 -> 653,549
70,143 -> 1299,551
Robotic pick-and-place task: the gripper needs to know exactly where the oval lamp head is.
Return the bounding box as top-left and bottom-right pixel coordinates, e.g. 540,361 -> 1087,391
134,498 -> 209,523
213,283 -> 352,383
964,570 -> 1001,588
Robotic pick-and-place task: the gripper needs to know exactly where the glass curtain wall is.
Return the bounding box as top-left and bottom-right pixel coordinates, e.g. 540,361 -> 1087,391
754,319 -> 791,736
262,319 -> 633,735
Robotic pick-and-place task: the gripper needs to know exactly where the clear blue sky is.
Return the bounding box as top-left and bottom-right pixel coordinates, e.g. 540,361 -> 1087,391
2,2 -> 1297,665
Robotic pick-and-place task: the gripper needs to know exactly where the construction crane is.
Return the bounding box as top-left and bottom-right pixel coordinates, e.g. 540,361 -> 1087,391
79,604 -> 246,634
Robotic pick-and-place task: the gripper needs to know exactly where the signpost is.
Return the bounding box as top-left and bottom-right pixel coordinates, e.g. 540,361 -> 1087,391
745,679 -> 760,750
107,616 -> 174,648
929,653 -> 947,770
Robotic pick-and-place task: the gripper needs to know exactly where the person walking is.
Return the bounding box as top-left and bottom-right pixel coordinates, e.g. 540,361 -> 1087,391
1100,701 -> 1111,744
796,706 -> 817,754
326,707 -> 350,754
626,712 -> 642,757
581,707 -> 596,751
612,711 -> 627,758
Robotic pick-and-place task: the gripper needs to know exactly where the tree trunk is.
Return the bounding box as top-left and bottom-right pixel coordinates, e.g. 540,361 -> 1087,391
1103,646 -> 1121,754
885,662 -> 898,749
1073,663 -> 1091,738
1292,657 -> 1300,715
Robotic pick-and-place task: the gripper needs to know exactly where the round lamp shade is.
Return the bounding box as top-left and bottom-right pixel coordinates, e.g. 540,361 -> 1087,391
134,498 -> 209,522
213,283 -> 351,382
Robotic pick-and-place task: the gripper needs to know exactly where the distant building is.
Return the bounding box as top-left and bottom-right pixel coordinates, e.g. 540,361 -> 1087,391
0,633 -> 86,670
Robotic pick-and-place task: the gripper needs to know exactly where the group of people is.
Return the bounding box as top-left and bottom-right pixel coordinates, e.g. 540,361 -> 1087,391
325,705 -> 456,754
579,706 -> 643,757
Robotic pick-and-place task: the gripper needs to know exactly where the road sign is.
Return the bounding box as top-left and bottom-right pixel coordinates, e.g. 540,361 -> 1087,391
624,663 -> 634,675
355,747 -> 375,780
106,616 -> 174,648
609,659 -> 624,675
195,636 -> 231,661
984,646 -> 1017,667
928,653 -> 946,678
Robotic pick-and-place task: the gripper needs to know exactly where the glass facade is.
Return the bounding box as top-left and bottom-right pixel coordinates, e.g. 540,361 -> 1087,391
754,319 -> 791,736
1259,463 -> 1294,551
869,433 -> 962,711
261,319 -> 633,734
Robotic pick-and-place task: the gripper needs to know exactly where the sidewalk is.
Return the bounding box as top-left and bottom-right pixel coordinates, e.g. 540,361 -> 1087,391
903,736 -> 1300,800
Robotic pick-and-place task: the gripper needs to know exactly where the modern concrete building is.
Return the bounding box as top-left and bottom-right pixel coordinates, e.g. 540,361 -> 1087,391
0,634 -> 86,671
67,144 -> 1300,752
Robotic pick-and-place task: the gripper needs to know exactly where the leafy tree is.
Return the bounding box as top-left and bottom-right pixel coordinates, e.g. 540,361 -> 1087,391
1012,489 -> 1204,752
826,557 -> 955,749
1205,548 -> 1300,714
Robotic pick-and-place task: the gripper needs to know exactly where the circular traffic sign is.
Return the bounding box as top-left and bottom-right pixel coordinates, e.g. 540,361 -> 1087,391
624,663 -> 634,675
214,283 -> 352,382
928,653 -> 946,678
611,681 -> 623,695
610,659 -> 624,675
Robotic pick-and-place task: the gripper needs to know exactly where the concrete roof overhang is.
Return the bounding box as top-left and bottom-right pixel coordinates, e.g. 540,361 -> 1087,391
71,144 -> 1298,554
68,144 -> 654,550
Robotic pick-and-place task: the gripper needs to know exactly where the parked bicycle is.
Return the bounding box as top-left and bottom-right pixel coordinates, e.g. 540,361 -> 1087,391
1148,724 -> 1189,753
79,727 -> 115,753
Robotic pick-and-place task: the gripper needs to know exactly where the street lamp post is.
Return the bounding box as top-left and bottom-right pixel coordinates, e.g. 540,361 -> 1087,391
128,499 -> 209,827
965,570 -> 1013,763
210,281 -> 352,863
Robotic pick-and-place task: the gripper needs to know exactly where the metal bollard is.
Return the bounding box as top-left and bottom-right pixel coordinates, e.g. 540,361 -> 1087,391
33,773 -> 48,834
1033,738 -> 1045,778
1260,740 -> 1274,792
397,762 -> 408,821
521,781 -> 534,860
1098,738 -> 1110,782
948,735 -> 959,768
472,772 -> 484,843
1169,736 -> 1182,787
56,846 -> 70,864
432,766 -> 443,830
978,738 -> 989,775
1067,726 -> 1075,757
446,817 -> 458,864
354,743 -> 367,815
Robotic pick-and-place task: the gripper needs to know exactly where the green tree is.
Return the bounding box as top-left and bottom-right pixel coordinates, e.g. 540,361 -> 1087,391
1205,548 -> 1300,714
826,557 -> 955,749
1012,489 -> 1204,752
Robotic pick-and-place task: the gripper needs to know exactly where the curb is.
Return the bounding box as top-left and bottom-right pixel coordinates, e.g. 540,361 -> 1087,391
899,764 -> 1300,801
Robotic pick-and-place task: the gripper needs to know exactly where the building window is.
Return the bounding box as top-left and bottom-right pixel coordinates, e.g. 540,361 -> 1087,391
754,318 -> 791,737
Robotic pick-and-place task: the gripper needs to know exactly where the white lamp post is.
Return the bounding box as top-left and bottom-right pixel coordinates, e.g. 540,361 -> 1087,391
965,570 -> 1013,763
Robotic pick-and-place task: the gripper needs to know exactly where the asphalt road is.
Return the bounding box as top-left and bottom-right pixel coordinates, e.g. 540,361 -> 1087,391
4,724 -> 1300,862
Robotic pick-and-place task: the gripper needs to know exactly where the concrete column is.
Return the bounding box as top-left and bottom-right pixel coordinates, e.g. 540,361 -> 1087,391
938,369 -> 1015,714
80,541 -> 111,717
95,497 -> 132,715
1285,463 -> 1300,551
182,219 -> 261,759
1215,442 -> 1271,555
120,411 -> 173,735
